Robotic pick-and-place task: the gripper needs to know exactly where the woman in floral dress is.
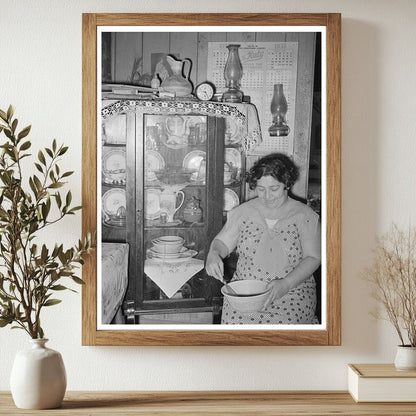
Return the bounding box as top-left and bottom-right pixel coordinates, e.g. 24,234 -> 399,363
206,153 -> 321,324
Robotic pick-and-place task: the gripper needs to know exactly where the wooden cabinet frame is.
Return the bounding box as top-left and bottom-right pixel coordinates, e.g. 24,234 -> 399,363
126,113 -> 226,321
82,13 -> 341,346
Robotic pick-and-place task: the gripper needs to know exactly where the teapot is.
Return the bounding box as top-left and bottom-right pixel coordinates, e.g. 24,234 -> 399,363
165,116 -> 189,145
161,56 -> 193,97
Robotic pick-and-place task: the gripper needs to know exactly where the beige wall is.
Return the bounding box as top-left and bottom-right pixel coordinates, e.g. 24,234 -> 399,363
1,0 -> 416,391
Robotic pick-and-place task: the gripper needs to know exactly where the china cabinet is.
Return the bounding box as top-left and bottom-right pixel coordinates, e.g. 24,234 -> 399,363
101,99 -> 248,324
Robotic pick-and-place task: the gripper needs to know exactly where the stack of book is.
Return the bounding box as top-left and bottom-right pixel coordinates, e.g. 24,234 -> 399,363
348,364 -> 416,402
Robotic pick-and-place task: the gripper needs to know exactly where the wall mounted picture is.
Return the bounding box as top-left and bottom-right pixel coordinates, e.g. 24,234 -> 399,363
82,13 -> 341,346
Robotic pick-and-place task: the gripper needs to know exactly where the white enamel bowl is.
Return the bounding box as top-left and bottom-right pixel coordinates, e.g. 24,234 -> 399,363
221,280 -> 271,313
151,236 -> 184,254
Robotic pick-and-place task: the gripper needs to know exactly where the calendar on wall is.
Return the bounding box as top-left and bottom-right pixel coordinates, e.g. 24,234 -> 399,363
207,42 -> 298,156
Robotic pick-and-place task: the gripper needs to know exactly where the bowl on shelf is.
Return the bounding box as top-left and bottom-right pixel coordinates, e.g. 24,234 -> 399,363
221,280 -> 271,313
151,235 -> 185,254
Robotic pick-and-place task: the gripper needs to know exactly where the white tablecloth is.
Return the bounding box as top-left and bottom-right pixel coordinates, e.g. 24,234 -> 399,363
144,258 -> 204,298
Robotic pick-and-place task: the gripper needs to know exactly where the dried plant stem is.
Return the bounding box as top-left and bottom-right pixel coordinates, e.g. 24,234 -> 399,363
363,223 -> 416,347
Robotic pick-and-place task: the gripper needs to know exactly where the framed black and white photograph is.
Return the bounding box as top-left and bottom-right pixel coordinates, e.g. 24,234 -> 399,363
82,13 -> 341,346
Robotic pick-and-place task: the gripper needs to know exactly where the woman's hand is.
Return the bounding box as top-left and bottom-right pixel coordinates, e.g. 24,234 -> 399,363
263,278 -> 291,308
205,250 -> 224,282
205,239 -> 229,282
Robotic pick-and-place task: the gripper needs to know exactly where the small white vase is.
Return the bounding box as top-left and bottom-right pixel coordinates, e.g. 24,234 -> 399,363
394,345 -> 416,371
10,338 -> 67,409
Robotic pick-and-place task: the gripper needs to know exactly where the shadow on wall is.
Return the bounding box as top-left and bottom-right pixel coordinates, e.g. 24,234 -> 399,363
340,19 -> 382,355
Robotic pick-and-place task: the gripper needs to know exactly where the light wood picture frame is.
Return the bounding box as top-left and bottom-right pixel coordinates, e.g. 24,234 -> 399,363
82,13 -> 341,346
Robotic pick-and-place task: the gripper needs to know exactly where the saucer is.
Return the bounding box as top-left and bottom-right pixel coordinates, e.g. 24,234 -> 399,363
146,248 -> 197,262
149,246 -> 187,257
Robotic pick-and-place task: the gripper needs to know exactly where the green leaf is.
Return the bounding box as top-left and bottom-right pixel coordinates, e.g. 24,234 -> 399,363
29,177 -> 38,197
4,129 -> 12,140
58,250 -> 67,264
0,109 -> 7,121
11,118 -> 18,133
6,105 -> 14,122
17,125 -> 31,140
19,140 -> 31,151
52,244 -> 64,258
33,175 -> 43,192
0,317 -> 13,327
55,192 -> 62,209
50,284 -> 68,291
34,162 -> 43,173
43,299 -> 62,307
71,276 -> 85,285
58,146 -> 68,156
0,292 -> 12,302
41,244 -> 48,262
45,147 -> 53,158
68,206 -> 82,214
38,150 -> 46,165
38,325 -> 44,339
41,202 -> 50,221
65,191 -> 72,207
48,182 -> 64,189
52,139 -> 57,152
61,171 -> 74,178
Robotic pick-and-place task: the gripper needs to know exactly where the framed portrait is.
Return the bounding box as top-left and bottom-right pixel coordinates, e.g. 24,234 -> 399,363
82,13 -> 341,346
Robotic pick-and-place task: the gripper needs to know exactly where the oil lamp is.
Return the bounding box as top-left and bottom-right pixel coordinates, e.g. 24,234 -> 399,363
222,44 -> 244,103
268,83 -> 290,137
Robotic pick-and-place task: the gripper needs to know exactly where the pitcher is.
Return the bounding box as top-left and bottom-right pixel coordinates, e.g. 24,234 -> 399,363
159,190 -> 185,222
165,116 -> 189,144
161,56 -> 193,97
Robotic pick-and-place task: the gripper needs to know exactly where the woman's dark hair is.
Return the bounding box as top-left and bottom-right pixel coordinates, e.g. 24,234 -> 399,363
247,153 -> 299,190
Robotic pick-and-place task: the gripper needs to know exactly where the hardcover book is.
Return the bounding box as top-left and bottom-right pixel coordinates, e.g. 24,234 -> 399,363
348,364 -> 416,402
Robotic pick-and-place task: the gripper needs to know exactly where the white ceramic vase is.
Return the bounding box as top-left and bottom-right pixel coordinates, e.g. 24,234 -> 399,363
10,338 -> 67,409
394,345 -> 416,371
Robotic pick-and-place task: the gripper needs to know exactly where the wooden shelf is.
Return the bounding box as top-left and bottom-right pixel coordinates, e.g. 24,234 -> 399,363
1,391 -> 416,415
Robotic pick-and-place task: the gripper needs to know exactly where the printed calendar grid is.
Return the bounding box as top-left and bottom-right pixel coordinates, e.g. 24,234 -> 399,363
207,42 -> 298,156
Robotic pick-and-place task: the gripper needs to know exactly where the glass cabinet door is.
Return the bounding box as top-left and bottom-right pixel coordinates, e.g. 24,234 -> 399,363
123,112 -> 225,323
141,114 -> 210,301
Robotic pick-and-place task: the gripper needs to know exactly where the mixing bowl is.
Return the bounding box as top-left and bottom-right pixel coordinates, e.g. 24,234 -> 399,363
221,280 -> 271,313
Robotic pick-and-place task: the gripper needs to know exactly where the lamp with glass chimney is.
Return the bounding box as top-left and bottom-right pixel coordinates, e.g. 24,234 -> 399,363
268,83 -> 290,137
222,44 -> 244,103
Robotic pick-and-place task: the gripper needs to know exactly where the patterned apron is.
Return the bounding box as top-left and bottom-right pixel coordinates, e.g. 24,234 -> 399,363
221,217 -> 318,325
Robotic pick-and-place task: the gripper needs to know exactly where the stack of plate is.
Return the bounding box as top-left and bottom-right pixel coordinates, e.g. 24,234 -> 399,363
147,243 -> 197,263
